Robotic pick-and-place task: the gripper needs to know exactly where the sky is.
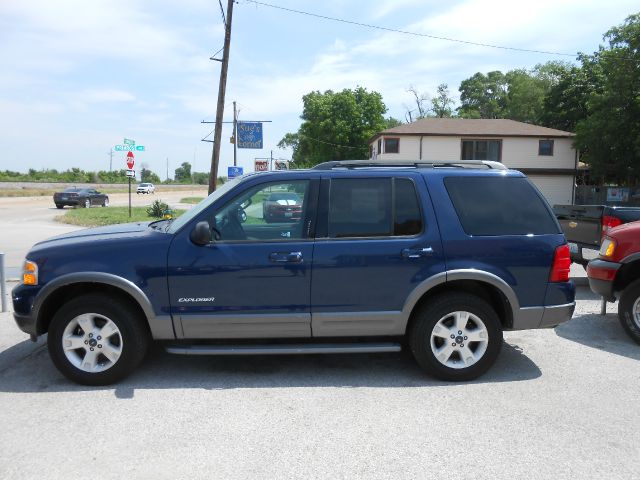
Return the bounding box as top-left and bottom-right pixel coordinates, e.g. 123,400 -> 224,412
0,0 -> 638,178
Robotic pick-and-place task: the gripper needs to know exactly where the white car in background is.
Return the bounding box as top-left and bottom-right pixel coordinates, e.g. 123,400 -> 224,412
136,183 -> 156,194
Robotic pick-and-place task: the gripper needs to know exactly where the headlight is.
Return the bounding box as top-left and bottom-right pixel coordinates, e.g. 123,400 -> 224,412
599,238 -> 616,258
22,260 -> 38,285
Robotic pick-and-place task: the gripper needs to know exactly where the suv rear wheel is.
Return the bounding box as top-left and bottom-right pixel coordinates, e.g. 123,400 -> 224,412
47,294 -> 150,385
618,279 -> 640,345
409,293 -> 503,381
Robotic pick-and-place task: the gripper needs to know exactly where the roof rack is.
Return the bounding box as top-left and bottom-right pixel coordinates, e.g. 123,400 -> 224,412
312,160 -> 507,170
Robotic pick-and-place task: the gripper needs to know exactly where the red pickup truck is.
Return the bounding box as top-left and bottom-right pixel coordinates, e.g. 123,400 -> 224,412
587,221 -> 640,343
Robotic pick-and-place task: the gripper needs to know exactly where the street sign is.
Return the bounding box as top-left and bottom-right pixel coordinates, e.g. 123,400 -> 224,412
124,138 -> 135,146
228,166 -> 243,178
237,122 -> 263,149
126,169 -> 135,178
135,145 -> 145,151
254,160 -> 268,171
126,151 -> 135,170
114,145 -> 139,151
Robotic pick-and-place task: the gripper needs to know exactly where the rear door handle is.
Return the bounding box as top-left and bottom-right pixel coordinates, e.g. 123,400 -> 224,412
401,247 -> 433,259
269,251 -> 303,263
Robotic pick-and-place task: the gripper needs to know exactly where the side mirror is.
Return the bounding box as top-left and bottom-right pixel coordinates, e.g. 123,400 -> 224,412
190,221 -> 212,246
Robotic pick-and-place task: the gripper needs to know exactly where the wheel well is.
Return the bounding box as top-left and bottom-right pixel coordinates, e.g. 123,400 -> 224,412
37,283 -> 149,335
614,260 -> 640,293
406,280 -> 513,334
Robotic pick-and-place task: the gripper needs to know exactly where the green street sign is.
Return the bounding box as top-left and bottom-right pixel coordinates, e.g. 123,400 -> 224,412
135,145 -> 145,151
123,138 -> 135,146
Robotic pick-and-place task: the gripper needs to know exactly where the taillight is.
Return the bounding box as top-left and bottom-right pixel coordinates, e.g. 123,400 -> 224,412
549,244 -> 571,282
602,215 -> 622,234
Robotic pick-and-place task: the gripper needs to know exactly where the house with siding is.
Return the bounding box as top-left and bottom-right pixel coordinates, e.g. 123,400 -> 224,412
369,118 -> 577,206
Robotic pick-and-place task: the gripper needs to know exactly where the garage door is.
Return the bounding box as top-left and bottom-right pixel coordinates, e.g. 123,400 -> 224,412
526,175 -> 574,206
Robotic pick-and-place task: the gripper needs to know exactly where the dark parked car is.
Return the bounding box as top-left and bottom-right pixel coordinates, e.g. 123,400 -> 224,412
53,187 -> 109,209
262,192 -> 302,222
13,160 -> 574,385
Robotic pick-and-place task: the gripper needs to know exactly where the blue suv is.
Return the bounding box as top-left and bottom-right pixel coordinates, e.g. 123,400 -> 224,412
12,160 -> 575,385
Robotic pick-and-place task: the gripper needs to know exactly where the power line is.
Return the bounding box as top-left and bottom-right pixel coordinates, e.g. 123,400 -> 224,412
298,133 -> 362,150
243,0 -> 578,58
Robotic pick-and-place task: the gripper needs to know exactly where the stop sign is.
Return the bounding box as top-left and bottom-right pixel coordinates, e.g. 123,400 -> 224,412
126,151 -> 135,170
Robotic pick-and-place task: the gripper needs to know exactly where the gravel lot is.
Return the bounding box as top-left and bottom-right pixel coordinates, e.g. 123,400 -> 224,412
0,194 -> 638,480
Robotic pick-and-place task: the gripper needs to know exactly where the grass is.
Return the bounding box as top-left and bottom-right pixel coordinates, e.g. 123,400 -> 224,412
180,197 -> 205,204
57,206 -> 184,227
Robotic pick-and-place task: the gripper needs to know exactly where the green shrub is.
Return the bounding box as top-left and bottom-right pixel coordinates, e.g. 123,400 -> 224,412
146,199 -> 170,218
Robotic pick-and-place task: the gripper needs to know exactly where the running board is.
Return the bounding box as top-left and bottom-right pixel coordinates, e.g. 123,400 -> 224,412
165,342 -> 402,356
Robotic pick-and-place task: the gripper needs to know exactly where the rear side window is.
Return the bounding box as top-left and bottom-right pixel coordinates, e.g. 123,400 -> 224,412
328,178 -> 423,238
444,176 -> 560,236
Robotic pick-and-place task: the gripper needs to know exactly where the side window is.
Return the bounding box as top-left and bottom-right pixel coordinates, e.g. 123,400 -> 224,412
212,180 -> 309,241
328,178 -> 423,238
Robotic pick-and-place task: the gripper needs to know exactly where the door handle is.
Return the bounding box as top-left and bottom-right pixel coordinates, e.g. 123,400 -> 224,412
401,247 -> 433,259
269,252 -> 303,263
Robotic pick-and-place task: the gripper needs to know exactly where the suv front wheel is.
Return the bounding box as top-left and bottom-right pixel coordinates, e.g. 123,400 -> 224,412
409,293 -> 503,381
47,294 -> 150,385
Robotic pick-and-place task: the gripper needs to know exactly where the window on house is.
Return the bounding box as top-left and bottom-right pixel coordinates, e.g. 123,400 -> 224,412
461,140 -> 502,161
539,140 -> 554,156
384,138 -> 400,154
369,145 -> 373,158
377,139 -> 382,155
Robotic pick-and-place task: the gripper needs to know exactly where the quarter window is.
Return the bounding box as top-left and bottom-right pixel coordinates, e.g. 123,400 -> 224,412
461,140 -> 502,161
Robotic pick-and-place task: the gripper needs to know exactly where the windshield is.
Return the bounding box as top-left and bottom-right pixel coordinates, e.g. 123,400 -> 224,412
167,176 -> 243,234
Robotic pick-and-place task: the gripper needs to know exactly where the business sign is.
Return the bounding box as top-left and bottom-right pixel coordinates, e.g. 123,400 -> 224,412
254,160 -> 268,172
237,122 -> 263,149
274,160 -> 289,170
228,166 -> 244,178
607,187 -> 629,202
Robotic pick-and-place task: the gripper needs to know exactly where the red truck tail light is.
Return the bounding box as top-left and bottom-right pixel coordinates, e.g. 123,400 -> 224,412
602,215 -> 622,234
549,244 -> 571,282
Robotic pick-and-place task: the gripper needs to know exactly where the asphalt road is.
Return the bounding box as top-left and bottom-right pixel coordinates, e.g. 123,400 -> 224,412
0,193 -> 638,479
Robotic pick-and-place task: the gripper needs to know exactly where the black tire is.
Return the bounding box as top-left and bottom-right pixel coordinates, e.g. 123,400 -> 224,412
102,198 -> 109,207
47,294 -> 150,385
55,204 -> 63,209
83,198 -> 91,208
618,279 -> 640,345
409,293 -> 503,381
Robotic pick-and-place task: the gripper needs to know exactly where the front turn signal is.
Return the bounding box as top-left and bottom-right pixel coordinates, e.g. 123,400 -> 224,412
22,260 -> 38,285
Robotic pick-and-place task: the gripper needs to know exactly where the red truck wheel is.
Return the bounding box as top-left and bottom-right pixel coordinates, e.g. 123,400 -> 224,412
618,279 -> 640,345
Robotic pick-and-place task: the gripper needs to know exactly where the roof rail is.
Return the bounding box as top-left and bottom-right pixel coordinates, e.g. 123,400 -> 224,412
312,160 -> 507,170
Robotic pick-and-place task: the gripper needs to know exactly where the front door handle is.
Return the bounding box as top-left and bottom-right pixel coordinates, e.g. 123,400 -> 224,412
401,247 -> 433,259
269,251 -> 303,263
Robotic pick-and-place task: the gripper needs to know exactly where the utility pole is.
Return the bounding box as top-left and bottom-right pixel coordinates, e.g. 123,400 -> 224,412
108,148 -> 113,172
166,157 -> 169,182
233,100 -> 238,167
208,0 -> 234,194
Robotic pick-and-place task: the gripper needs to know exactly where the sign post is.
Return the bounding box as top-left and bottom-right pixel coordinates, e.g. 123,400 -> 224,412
126,151 -> 135,217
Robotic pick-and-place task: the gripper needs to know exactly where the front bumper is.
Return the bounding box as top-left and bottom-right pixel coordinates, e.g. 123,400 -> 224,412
11,283 -> 41,336
586,259 -> 621,302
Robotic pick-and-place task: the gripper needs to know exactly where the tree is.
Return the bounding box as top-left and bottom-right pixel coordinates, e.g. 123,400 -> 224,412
431,83 -> 455,118
174,162 -> 192,182
457,71 -> 507,118
574,13 -> 640,185
278,87 -> 388,166
140,166 -> 161,184
404,85 -> 429,122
